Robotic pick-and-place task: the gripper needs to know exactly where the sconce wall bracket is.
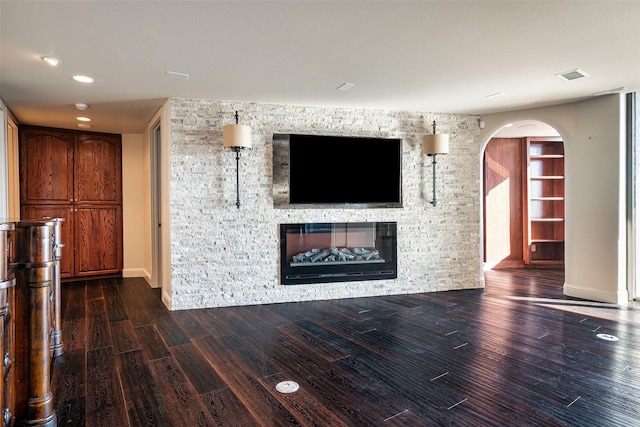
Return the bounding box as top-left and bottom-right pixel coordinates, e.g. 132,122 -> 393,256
223,111 -> 252,209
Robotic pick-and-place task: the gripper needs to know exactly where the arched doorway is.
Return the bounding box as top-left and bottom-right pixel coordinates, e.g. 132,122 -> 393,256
483,120 -> 564,270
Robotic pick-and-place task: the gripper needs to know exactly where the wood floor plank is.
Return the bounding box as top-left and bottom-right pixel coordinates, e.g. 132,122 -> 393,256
194,334 -> 303,426
54,397 -> 86,427
61,317 -> 87,352
102,282 -> 129,322
151,310 -> 192,347
86,347 -> 129,427
278,320 -> 351,362
382,409 -> 428,426
210,333 -> 281,378
134,324 -> 171,361
147,356 -> 217,426
118,278 -> 156,327
169,342 -> 228,395
116,349 -> 173,426
257,328 -> 408,424
333,351 -> 468,424
63,282 -> 86,320
258,372 -> 349,427
51,348 -> 86,404
201,387 -> 261,427
171,309 -> 211,340
86,298 -> 112,350
85,279 -> 104,301
109,319 -> 141,354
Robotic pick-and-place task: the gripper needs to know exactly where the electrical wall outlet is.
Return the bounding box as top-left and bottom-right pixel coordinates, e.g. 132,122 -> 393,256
531,244 -> 537,252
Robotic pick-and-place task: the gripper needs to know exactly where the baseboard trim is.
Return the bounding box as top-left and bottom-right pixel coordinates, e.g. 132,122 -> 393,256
122,268 -> 151,281
563,282 -> 629,305
162,291 -> 172,310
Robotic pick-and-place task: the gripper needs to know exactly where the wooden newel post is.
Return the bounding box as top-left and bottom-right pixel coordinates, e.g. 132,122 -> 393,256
25,264 -> 55,427
15,221 -> 57,427
48,218 -> 63,358
1,223 -> 17,427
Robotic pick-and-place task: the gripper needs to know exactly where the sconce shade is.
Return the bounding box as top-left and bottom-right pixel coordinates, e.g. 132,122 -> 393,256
223,124 -> 252,149
422,133 -> 449,155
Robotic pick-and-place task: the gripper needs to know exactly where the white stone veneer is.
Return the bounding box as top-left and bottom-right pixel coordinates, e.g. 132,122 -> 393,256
169,98 -> 483,309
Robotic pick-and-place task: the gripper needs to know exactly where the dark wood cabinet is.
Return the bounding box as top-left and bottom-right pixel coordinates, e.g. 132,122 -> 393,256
19,128 -> 74,205
75,205 -> 122,276
19,126 -> 123,278
74,133 -> 122,204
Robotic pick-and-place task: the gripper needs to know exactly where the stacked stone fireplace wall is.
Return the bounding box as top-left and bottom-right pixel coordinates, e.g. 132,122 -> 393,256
168,98 -> 483,310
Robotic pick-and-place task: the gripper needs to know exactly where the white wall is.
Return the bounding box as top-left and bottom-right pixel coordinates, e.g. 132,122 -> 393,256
122,133 -> 149,280
481,94 -> 628,304
0,100 -> 8,219
167,98 -> 483,310
7,118 -> 19,220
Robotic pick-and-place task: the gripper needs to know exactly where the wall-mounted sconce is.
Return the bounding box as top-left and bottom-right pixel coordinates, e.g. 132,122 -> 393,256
422,120 -> 449,206
223,111 -> 252,208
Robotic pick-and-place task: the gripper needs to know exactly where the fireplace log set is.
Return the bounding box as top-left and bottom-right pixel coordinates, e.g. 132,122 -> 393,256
291,247 -> 384,265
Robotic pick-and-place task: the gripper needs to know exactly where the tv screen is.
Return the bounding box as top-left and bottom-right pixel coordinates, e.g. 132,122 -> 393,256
287,134 -> 402,207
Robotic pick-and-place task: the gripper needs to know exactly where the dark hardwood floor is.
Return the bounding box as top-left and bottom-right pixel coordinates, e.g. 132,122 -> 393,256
50,268 -> 640,426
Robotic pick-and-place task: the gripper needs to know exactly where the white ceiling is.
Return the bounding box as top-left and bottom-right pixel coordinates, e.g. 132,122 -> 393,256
1,1 -> 638,134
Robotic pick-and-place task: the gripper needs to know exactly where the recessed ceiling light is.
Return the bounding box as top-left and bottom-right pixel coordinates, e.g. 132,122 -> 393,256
76,117 -> 91,122
337,82 -> 354,91
75,103 -> 88,110
73,75 -> 94,83
42,57 -> 63,66
77,123 -> 92,129
555,69 -> 589,81
593,87 -> 627,96
504,123 -> 513,128
485,92 -> 505,99
166,70 -> 190,79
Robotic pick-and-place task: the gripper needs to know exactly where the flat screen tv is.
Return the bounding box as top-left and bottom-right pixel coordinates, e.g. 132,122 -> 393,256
285,134 -> 402,208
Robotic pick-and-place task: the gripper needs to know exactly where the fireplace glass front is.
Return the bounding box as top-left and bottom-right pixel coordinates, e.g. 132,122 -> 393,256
280,222 -> 397,285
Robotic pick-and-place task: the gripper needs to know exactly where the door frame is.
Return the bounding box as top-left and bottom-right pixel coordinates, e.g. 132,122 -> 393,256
150,118 -> 163,289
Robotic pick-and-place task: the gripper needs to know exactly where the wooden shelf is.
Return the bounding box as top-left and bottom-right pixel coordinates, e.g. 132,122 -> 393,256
530,154 -> 564,159
530,197 -> 564,201
530,175 -> 564,180
524,137 -> 565,265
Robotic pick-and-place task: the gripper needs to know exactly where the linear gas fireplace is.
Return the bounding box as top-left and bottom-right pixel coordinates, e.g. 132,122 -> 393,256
280,222 -> 397,285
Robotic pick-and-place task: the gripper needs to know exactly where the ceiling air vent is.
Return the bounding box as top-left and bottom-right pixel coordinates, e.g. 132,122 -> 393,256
556,69 -> 589,81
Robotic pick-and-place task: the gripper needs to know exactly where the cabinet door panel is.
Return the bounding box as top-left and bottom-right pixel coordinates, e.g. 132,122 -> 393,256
20,205 -> 75,278
19,128 -> 73,204
75,133 -> 122,204
75,206 -> 122,276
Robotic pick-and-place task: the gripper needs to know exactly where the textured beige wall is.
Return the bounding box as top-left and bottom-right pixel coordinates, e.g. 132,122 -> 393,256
168,99 -> 483,309
481,94 -> 628,304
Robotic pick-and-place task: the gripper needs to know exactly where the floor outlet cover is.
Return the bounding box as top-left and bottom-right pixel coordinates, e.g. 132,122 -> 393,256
596,333 -> 619,341
276,381 -> 300,393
